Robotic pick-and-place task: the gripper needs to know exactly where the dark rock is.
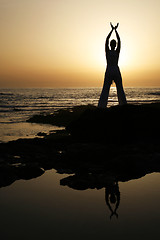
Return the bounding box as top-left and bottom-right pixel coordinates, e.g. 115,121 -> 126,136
0,166 -> 18,188
37,132 -> 47,137
15,165 -> 45,180
0,103 -> 160,189
27,105 -> 95,126
67,103 -> 160,142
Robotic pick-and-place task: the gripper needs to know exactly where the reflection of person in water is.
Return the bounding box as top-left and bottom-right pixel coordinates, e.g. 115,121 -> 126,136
98,22 -> 127,108
60,173 -> 121,219
105,181 -> 120,219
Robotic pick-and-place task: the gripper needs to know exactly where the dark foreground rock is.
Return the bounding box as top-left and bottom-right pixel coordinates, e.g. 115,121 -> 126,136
27,105 -> 95,126
0,103 -> 160,188
67,103 -> 160,141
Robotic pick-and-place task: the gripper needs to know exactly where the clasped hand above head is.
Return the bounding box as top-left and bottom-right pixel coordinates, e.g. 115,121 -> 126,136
110,22 -> 119,31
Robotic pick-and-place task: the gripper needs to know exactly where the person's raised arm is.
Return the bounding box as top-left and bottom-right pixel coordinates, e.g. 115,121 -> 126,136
115,24 -> 121,53
105,23 -> 114,53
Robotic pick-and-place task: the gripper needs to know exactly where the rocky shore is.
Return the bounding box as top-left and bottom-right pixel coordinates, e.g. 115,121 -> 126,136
0,103 -> 160,189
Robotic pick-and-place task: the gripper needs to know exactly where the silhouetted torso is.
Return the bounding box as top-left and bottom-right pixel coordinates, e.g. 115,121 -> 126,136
106,50 -> 119,66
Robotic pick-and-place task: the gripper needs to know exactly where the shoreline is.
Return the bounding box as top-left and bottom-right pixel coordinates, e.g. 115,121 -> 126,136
1,87 -> 160,143
0,122 -> 64,143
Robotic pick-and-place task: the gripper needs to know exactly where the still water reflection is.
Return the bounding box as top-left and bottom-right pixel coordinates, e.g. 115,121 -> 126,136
0,170 -> 160,240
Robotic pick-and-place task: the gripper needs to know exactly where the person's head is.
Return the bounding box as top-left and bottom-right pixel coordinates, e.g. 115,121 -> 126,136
110,39 -> 117,50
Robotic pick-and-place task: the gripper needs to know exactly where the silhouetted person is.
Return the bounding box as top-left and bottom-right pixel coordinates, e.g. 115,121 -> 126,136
98,23 -> 127,108
105,181 -> 120,219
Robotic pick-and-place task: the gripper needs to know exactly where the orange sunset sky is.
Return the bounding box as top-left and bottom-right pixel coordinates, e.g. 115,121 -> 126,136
0,0 -> 160,88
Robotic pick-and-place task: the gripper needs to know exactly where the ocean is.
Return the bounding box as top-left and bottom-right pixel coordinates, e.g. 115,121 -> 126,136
0,87 -> 160,142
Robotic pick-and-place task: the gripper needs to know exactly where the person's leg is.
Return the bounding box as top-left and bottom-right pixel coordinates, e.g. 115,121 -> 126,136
98,73 -> 112,108
115,70 -> 127,105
